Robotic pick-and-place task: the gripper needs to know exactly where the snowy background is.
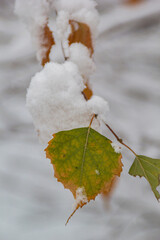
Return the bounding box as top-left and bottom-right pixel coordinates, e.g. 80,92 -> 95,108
1,0 -> 160,239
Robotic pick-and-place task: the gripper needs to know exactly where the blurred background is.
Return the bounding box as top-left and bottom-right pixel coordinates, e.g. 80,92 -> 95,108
0,0 -> 160,239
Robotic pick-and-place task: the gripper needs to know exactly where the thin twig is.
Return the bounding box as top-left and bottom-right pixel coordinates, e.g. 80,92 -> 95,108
89,114 -> 96,127
81,91 -> 88,100
65,207 -> 78,226
104,122 -> 137,156
61,42 -> 68,61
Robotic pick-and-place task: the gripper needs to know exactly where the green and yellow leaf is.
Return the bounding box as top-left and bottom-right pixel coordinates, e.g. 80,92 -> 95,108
45,127 -> 123,222
129,155 -> 160,200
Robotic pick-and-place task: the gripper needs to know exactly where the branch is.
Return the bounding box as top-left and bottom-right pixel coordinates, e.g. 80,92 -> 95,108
104,122 -> 137,156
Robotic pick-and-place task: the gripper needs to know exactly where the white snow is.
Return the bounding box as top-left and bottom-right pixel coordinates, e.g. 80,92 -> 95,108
111,142 -> 121,153
26,61 -> 108,144
69,43 -> 95,80
87,95 -> 109,122
56,10 -> 70,40
95,169 -> 100,175
55,11 -> 72,59
54,0 -> 99,38
73,187 -> 88,209
15,0 -> 50,26
54,0 -> 97,12
15,0 -> 99,63
15,0 -> 52,61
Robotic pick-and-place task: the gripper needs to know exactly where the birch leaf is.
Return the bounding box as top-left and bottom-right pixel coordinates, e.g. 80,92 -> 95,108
45,127 -> 123,221
129,155 -> 160,200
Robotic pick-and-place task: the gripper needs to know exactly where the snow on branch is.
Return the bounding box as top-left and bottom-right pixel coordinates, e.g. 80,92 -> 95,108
15,0 -> 109,144
26,61 -> 108,143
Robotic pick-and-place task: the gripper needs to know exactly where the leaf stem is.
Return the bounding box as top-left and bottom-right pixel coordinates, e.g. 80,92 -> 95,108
104,122 -> 137,156
61,42 -> 68,61
89,114 -> 96,127
82,91 -> 88,100
65,206 -> 78,226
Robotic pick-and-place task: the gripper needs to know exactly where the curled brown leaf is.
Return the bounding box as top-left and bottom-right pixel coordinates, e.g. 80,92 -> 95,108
41,25 -> 55,66
68,20 -> 94,56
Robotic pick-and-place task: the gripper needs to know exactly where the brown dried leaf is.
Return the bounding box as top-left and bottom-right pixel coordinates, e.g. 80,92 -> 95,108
82,83 -> 93,100
41,25 -> 55,66
68,20 -> 94,56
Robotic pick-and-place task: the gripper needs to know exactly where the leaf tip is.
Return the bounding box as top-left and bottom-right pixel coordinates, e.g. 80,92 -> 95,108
65,186 -> 89,225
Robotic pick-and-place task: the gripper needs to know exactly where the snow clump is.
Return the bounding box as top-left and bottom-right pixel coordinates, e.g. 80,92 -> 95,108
111,142 -> 121,153
73,187 -> 88,209
69,43 -> 96,80
15,0 -> 52,61
26,61 -> 109,144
